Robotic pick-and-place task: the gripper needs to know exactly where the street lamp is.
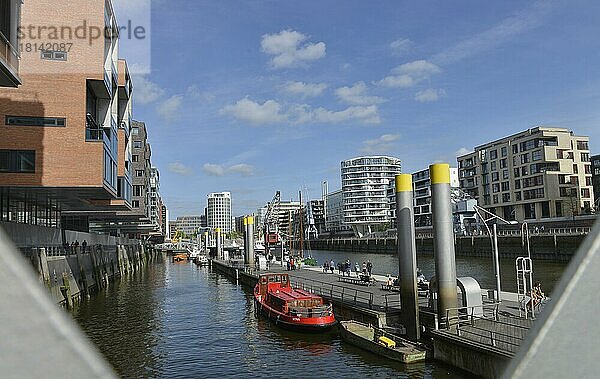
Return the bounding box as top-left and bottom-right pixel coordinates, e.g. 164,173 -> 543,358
474,205 -> 518,303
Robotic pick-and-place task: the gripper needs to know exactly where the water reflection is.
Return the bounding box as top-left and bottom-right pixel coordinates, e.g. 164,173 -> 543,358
73,261 -> 468,378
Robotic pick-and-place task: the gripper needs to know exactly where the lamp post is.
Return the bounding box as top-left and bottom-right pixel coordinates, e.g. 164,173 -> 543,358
474,205 -> 517,303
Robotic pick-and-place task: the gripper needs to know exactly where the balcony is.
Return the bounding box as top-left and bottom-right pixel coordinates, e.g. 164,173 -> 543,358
0,31 -> 21,87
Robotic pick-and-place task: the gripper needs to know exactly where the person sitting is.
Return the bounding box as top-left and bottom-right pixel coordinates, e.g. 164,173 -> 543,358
528,282 -> 545,310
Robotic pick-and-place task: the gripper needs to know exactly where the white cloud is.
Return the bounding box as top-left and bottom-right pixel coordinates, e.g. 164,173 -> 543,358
378,60 -> 441,88
282,81 -> 328,98
415,88 -> 446,102
432,0 -> 558,66
313,105 -> 381,125
221,98 -> 287,125
456,147 -> 473,157
222,98 -> 382,126
202,164 -> 226,177
390,38 -> 413,56
261,30 -> 326,69
156,95 -> 184,121
229,164 -> 255,176
202,163 -> 255,177
360,134 -> 400,154
133,75 -> 165,104
186,85 -> 216,102
168,162 -> 193,176
335,82 -> 385,105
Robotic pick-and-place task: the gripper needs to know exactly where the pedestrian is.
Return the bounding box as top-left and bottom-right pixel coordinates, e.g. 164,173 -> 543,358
82,240 -> 88,253
354,262 -> 360,276
366,260 -> 373,276
338,262 -> 343,275
345,260 -> 351,277
330,259 -> 335,274
361,261 -> 367,275
323,261 -> 329,273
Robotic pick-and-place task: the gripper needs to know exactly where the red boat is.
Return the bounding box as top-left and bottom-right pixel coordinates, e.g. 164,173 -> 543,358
254,273 -> 337,331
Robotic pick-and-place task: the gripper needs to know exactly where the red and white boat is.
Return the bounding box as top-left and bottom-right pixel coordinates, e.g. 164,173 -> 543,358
254,273 -> 336,331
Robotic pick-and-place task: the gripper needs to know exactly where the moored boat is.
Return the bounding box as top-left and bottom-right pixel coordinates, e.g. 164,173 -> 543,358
195,255 -> 209,265
254,273 -> 336,331
172,253 -> 188,262
339,321 -> 427,364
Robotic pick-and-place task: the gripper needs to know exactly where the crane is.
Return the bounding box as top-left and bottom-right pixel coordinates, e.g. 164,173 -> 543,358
263,191 -> 281,254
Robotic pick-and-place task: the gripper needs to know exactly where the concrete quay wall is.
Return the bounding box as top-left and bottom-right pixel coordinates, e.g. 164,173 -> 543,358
29,244 -> 162,308
310,234 -> 586,262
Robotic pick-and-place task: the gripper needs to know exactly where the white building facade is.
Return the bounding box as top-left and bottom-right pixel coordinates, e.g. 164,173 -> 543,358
341,155 -> 402,237
207,192 -> 232,232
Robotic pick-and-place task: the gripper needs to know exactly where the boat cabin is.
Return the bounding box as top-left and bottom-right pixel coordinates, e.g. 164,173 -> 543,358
256,273 -> 327,316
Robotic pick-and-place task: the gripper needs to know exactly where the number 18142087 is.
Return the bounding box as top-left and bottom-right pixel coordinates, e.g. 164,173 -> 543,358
20,42 -> 73,53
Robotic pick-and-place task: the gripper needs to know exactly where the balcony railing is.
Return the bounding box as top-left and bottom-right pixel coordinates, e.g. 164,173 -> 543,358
0,31 -> 20,80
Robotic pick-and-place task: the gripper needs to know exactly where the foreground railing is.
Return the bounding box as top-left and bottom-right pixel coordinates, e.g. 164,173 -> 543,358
440,303 -> 533,353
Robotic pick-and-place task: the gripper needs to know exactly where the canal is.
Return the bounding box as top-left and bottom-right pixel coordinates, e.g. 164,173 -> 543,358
72,261 -> 466,378
72,252 -> 567,378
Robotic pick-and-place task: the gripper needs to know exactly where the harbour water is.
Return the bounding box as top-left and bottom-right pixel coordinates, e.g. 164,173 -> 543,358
71,252 -> 568,378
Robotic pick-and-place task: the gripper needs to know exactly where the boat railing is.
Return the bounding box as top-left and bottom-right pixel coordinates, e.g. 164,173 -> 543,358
442,303 -> 533,353
289,304 -> 333,318
290,277 -> 375,310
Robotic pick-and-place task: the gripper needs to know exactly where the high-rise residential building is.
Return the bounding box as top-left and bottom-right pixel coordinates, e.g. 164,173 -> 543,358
325,189 -> 352,235
592,154 -> 600,210
207,192 -> 232,232
0,0 -> 22,87
341,156 -> 402,236
306,199 -> 325,239
148,167 -> 162,236
161,204 -> 169,240
458,127 -> 594,221
0,0 -> 133,231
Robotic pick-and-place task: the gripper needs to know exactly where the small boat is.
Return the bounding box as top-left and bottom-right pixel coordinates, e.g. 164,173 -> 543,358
172,253 -> 188,262
254,273 -> 336,331
339,321 -> 427,364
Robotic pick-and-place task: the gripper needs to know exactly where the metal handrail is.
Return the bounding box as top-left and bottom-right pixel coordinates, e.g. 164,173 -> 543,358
290,276 -> 375,309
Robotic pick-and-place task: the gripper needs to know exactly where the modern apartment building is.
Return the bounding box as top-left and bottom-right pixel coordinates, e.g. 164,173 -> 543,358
171,215 -> 205,236
0,0 -> 22,87
325,189 -> 352,235
161,204 -> 169,240
149,167 -> 162,236
207,192 -> 232,232
457,127 -> 594,222
592,154 -> 600,209
341,156 -> 402,237
305,199 -> 325,239
0,0 -> 133,231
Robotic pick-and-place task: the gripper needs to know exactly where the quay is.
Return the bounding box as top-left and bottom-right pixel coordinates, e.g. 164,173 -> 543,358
211,258 -> 535,378
309,228 -> 591,262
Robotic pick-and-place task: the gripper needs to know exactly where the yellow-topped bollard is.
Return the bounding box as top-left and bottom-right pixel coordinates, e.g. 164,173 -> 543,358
395,174 -> 413,193
429,163 -> 458,325
430,163 -> 451,184
247,216 -> 254,225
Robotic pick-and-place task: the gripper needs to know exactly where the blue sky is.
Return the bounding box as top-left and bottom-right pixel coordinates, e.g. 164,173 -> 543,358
117,0 -> 600,218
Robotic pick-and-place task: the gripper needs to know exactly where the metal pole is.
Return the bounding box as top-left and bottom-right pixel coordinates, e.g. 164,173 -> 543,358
216,228 -> 222,260
493,224 -> 502,302
430,164 -> 458,324
243,216 -> 249,263
247,216 -> 255,267
395,174 -> 420,341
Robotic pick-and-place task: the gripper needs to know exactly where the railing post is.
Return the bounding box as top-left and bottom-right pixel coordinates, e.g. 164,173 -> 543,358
369,293 -> 373,309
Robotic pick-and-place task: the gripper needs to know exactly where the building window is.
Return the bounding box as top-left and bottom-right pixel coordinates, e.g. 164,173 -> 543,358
501,181 -> 510,192
136,170 -> 144,177
532,150 -> 542,161
132,155 -> 139,162
541,201 -> 551,218
132,200 -> 140,208
492,172 -> 499,182
133,141 -> 142,149
500,159 -> 507,169
521,153 -> 530,164
501,147 -> 508,157
512,144 -> 518,154
40,50 -> 67,61
515,192 -> 522,201
555,201 -> 563,217
0,150 -> 36,173
584,165 -> 591,174
6,116 -> 66,127
491,161 -> 497,171
581,153 -> 590,162
515,180 -> 521,189
524,203 -> 536,219
492,183 -> 500,193
573,164 -> 578,174
581,188 -> 590,198
503,170 -> 509,180
490,150 -> 498,160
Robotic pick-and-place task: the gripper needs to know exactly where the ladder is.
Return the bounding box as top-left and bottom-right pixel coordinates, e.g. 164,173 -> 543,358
516,257 -> 534,319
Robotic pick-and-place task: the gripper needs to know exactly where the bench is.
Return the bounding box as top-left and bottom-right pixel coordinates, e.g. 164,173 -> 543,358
381,284 -> 401,292
339,275 -> 374,286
